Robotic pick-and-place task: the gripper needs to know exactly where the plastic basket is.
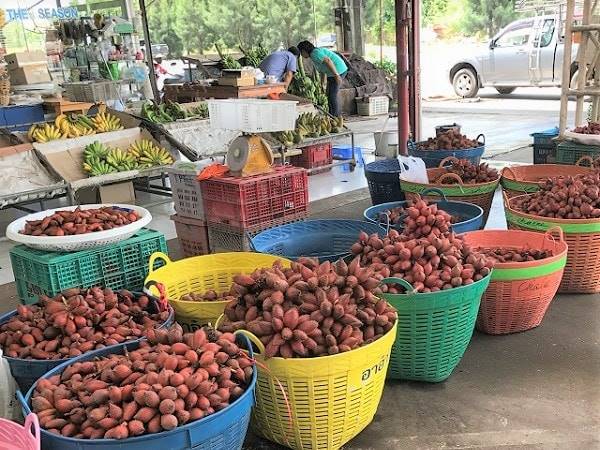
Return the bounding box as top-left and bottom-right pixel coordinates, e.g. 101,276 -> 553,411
461,229 -> 568,334
556,140 -> 600,165
5,204 -> 152,252
364,159 -> 405,205
400,161 -> 499,224
290,142 -> 333,170
382,274 -> 491,382
144,252 -> 291,331
18,336 -> 256,450
0,414 -> 40,450
202,166 -> 309,229
10,229 -> 168,305
207,99 -> 298,133
500,163 -> 593,198
531,127 -> 559,147
531,127 -> 559,164
505,194 -> 600,293
168,167 -> 205,220
0,297 -> 174,392
407,134 -> 485,168
171,214 -> 210,257
250,219 -> 385,262
236,325 -> 396,450
357,96 -> 389,116
362,190 -> 484,234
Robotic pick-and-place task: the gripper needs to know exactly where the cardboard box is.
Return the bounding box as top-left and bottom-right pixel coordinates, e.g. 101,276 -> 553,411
33,127 -> 170,189
5,51 -> 47,70
9,65 -> 51,85
74,182 -> 135,203
217,76 -> 255,87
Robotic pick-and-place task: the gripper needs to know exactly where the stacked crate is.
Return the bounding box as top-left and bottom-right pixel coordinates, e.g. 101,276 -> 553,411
290,142 -> 333,175
168,166 -> 210,257
202,166 -> 309,252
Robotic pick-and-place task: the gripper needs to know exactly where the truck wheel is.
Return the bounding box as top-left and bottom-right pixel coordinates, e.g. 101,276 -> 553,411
453,68 -> 479,98
496,87 -> 516,95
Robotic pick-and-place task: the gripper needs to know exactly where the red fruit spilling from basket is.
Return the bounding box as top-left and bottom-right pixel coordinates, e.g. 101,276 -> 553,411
439,159 -> 499,184
351,196 -> 493,293
218,258 -> 397,358
417,129 -> 479,150
572,122 -> 600,134
512,173 -> 600,219
0,288 -> 170,360
180,290 -> 238,303
477,247 -> 553,263
20,206 -> 141,236
30,323 -> 252,439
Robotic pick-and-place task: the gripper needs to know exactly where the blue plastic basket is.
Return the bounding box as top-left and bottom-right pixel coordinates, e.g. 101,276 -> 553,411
364,159 -> 405,205
333,145 -> 364,171
530,127 -> 559,146
1,295 -> 174,393
250,219 -> 384,262
408,134 -> 485,168
18,335 -> 256,450
363,195 -> 484,234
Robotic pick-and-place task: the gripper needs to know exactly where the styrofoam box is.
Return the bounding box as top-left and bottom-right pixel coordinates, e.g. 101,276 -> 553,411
207,99 -> 297,133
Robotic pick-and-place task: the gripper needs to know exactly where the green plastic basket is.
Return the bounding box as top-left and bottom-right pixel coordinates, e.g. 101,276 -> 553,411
10,228 -> 168,304
381,275 -> 491,382
556,140 -> 600,165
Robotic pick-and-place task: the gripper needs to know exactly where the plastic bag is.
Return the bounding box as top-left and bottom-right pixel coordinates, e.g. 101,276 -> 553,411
0,349 -> 20,421
398,155 -> 428,183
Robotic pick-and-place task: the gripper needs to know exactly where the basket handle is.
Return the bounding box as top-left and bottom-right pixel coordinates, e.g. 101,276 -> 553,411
378,212 -> 392,234
234,329 -> 266,354
435,172 -> 464,185
575,155 -> 594,167
501,166 -> 518,180
147,252 -> 172,276
421,187 -> 448,201
502,190 -> 511,208
17,390 -> 32,416
543,225 -> 565,252
379,277 -> 417,296
438,156 -> 459,168
476,133 -> 485,145
24,413 -> 40,448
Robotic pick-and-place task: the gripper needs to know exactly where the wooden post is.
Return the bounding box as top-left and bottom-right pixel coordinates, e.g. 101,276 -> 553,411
559,0 -> 575,136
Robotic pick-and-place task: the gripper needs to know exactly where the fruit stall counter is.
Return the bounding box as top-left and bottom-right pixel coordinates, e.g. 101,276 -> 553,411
163,82 -> 287,103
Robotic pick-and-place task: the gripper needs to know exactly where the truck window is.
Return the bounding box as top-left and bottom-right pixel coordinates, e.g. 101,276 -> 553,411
495,21 -> 534,48
539,19 -> 555,47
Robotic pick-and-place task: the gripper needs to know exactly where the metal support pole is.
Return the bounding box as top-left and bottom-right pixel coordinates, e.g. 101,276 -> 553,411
138,0 -> 160,102
395,0 -> 409,155
379,0 -> 384,63
408,0 -> 421,141
559,0 -> 576,135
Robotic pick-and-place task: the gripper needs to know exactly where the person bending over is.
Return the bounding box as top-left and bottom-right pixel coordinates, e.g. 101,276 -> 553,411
258,47 -> 300,88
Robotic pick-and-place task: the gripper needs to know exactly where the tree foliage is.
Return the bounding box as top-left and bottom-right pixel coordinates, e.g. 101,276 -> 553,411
463,0 -> 517,37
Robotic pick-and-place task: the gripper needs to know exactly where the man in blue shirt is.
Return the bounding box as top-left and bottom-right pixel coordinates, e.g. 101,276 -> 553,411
297,40 -> 348,117
258,47 -> 299,88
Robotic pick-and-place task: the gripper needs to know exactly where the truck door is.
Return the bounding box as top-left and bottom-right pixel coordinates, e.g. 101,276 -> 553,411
530,17 -> 558,84
489,19 -> 535,85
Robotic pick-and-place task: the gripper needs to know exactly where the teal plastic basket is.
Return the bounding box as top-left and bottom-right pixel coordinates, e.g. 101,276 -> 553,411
382,275 -> 491,382
10,228 -> 168,304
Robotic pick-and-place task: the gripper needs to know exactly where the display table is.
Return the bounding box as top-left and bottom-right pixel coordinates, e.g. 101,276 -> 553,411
164,83 -> 286,102
43,98 -> 93,116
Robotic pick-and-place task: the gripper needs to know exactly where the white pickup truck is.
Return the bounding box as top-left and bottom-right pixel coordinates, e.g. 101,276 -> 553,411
449,15 -> 579,97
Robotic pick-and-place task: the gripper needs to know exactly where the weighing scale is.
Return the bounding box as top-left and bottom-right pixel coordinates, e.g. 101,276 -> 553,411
226,134 -> 275,177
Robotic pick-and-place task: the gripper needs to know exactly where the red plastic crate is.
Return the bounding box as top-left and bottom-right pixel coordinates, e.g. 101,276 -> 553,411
290,142 -> 333,169
202,166 -> 309,228
171,214 -> 210,257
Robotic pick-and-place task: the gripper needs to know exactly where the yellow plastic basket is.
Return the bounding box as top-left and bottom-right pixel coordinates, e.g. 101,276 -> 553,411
144,252 -> 291,331
237,324 -> 397,450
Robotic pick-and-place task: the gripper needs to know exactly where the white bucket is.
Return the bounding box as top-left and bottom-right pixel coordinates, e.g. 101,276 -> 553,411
374,131 -> 399,158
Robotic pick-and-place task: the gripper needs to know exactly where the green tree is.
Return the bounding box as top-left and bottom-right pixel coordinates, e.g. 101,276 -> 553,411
146,0 -> 184,57
463,0 -> 516,37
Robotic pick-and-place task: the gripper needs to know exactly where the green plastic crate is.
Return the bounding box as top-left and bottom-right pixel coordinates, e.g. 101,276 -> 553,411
10,228 -> 168,305
556,140 -> 600,165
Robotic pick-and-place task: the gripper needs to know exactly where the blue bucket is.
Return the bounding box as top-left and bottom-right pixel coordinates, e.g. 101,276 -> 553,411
19,334 -> 256,450
363,188 -> 484,234
408,134 -> 485,168
250,219 -> 384,262
1,294 -> 174,393
333,145 -> 364,171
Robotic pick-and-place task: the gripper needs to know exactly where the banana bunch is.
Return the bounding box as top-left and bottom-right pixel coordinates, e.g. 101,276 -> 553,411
188,103 -> 209,119
288,57 -> 328,110
83,159 -> 117,176
274,113 -> 344,147
129,139 -> 174,167
83,141 -> 110,160
55,113 -> 96,138
141,100 -> 190,124
106,147 -> 138,171
91,111 -> 124,132
28,123 -> 65,143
